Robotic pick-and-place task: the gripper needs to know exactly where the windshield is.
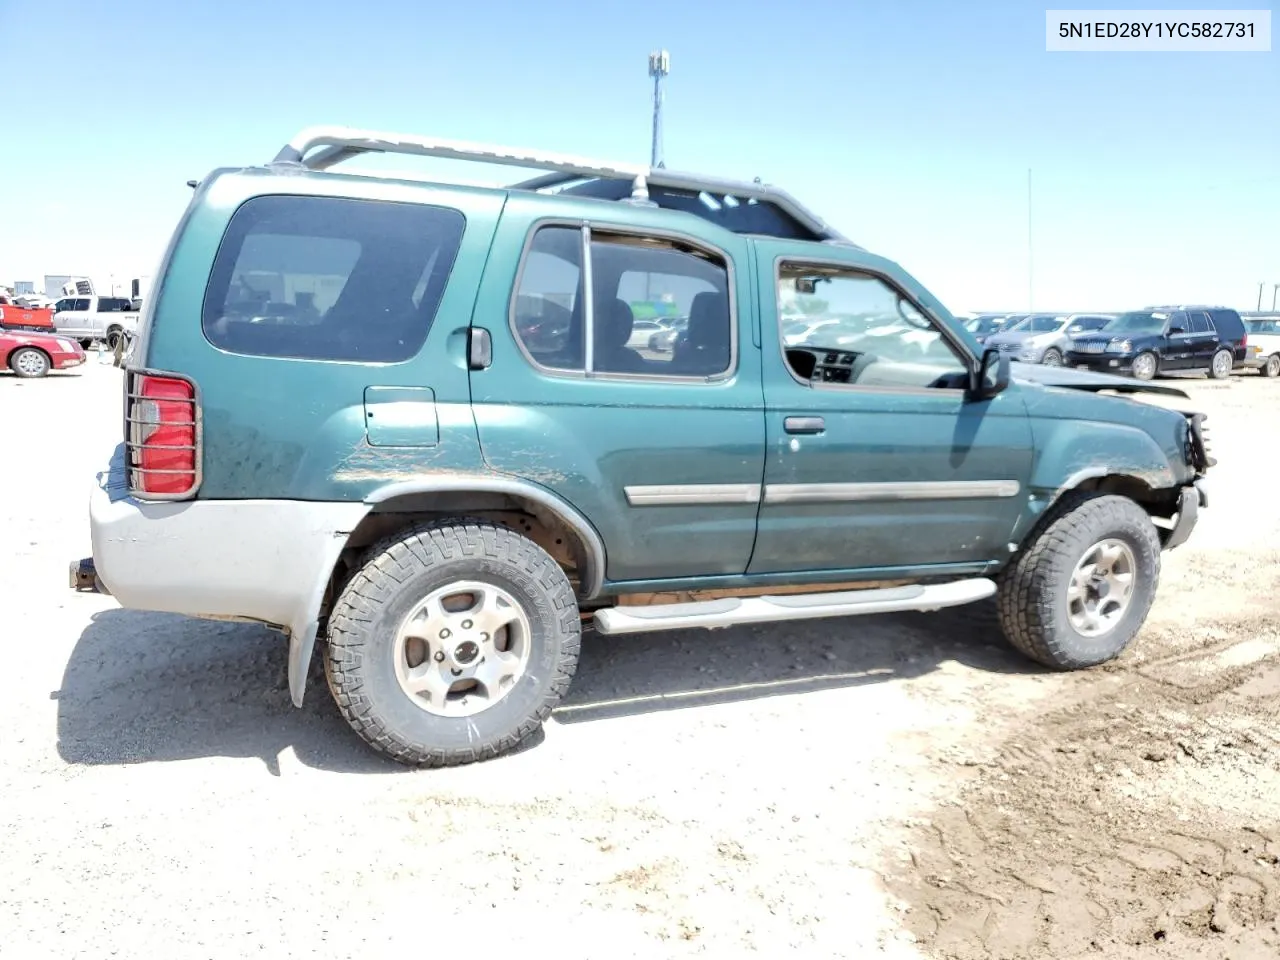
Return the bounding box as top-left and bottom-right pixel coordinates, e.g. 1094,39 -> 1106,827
1246,318 -> 1280,335
1106,311 -> 1168,334
1010,314 -> 1065,333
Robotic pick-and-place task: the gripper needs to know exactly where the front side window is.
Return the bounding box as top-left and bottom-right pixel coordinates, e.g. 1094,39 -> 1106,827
203,195 -> 466,362
511,225 -> 733,379
777,263 -> 968,390
54,299 -> 74,313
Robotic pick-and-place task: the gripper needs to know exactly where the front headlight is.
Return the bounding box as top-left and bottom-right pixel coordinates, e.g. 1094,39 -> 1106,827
1107,339 -> 1133,353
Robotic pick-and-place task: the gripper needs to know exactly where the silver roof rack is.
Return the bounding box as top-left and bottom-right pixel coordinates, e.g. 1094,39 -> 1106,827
272,125 -> 852,245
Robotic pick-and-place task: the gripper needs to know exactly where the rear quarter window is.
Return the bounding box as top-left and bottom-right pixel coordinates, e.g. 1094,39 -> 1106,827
1209,310 -> 1245,341
202,195 -> 466,362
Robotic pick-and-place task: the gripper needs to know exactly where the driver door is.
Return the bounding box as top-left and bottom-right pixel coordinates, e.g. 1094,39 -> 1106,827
748,241 -> 1033,575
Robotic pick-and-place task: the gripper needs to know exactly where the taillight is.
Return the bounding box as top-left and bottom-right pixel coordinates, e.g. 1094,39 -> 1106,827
126,370 -> 200,498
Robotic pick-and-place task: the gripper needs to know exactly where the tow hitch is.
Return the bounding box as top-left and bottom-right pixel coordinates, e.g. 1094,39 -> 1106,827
69,557 -> 109,594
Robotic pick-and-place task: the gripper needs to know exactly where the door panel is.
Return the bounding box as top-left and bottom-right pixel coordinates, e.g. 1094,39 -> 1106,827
749,243 -> 1033,575
1186,311 -> 1218,369
469,195 -> 765,583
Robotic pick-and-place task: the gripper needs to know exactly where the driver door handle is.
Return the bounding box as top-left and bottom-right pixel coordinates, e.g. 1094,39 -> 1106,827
784,416 -> 825,435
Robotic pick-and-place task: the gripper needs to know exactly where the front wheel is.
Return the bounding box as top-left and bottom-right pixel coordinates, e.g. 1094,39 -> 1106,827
1041,347 -> 1063,367
1209,348 -> 1233,380
1264,353 -> 1280,378
324,520 -> 581,766
9,347 -> 51,378
105,327 -> 123,351
1130,351 -> 1158,381
996,492 -> 1160,670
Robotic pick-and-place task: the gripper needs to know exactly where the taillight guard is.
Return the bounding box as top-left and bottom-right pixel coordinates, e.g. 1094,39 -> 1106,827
124,368 -> 202,499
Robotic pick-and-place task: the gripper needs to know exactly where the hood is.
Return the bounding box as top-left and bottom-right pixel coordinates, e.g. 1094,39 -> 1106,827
985,329 -> 1039,347
1072,330 -> 1153,345
1012,362 -> 1188,397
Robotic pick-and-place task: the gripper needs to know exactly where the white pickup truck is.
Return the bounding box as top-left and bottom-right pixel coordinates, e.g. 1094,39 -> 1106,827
52,296 -> 140,349
1243,315 -> 1280,377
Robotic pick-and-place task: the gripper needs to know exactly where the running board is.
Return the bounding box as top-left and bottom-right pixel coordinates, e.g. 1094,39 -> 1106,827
592,578 -> 995,635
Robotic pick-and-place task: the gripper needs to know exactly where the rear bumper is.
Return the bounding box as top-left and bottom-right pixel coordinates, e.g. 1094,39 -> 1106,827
88,443 -> 367,634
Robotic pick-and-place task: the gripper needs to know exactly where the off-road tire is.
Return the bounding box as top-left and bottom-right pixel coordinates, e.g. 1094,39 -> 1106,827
1131,351 -> 1158,381
996,492 -> 1160,670
324,519 -> 580,767
9,346 -> 51,378
1263,353 -> 1280,378
1208,348 -> 1233,380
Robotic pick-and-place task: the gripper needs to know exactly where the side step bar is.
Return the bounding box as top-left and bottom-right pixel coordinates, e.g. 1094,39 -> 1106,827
593,578 -> 995,636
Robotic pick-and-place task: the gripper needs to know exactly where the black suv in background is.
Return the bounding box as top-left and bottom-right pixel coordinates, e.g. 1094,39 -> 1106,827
1065,305 -> 1247,381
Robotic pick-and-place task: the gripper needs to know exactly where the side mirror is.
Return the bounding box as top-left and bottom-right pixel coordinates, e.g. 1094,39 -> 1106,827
1169,324 -> 1186,335
969,346 -> 1010,400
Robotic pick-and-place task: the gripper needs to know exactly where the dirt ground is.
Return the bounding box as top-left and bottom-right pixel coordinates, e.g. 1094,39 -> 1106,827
1,358 -> 1277,959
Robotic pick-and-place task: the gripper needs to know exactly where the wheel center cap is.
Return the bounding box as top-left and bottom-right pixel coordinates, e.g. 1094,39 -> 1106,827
454,640 -> 480,665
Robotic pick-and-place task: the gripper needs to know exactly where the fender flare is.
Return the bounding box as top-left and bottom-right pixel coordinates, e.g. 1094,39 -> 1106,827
287,474 -> 607,707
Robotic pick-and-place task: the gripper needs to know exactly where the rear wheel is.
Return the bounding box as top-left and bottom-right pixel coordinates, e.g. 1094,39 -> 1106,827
1130,351 -> 1158,381
1041,347 -> 1063,366
997,492 -> 1160,670
9,347 -> 51,378
1263,353 -> 1280,378
1209,348 -> 1233,380
324,520 -> 581,766
105,327 -> 123,351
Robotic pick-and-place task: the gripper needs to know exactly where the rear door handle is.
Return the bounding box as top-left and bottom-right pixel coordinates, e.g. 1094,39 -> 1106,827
784,416 -> 825,435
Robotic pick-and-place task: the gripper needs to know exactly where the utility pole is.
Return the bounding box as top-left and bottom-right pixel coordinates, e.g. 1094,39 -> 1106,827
648,49 -> 670,169
1272,283 -> 1278,310
1027,168 -> 1034,311
1259,281 -> 1266,311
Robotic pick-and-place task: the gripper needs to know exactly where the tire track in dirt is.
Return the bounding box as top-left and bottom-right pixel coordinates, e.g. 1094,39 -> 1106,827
883,609 -> 1280,959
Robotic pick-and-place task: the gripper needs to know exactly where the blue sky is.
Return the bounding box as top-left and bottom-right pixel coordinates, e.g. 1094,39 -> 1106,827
1,0 -> 1276,311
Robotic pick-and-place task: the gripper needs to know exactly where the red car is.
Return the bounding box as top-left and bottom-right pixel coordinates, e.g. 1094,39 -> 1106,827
1,326 -> 86,378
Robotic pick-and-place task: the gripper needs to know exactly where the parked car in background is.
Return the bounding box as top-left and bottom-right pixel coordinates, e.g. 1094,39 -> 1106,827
964,313 -> 1021,345
1240,313 -> 1280,377
1,326 -> 86,378
1066,306 -> 1247,380
984,313 -> 1114,366
624,318 -> 666,350
51,296 -> 140,350
648,315 -> 689,352
0,298 -> 56,333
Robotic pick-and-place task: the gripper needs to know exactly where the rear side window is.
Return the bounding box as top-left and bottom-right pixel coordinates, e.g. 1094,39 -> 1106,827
203,195 -> 465,362
1188,311 -> 1212,334
511,224 -> 734,378
1209,309 -> 1244,340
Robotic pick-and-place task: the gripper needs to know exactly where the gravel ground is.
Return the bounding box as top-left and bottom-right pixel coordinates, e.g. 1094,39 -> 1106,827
1,359 -> 1277,959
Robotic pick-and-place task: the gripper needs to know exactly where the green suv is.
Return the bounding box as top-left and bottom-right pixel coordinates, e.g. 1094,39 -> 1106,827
75,126 -> 1212,766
